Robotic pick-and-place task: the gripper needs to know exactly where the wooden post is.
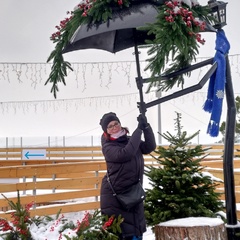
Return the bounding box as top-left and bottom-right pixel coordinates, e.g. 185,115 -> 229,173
155,217 -> 227,240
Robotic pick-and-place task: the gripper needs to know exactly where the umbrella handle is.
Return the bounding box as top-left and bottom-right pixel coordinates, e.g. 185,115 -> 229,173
136,75 -> 146,114
137,101 -> 146,115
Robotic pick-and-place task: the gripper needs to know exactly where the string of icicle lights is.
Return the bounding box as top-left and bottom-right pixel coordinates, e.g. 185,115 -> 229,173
0,54 -> 239,114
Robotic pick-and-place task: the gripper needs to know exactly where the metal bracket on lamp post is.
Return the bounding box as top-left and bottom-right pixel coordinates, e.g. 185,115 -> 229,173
142,58 -> 215,107
142,55 -> 240,239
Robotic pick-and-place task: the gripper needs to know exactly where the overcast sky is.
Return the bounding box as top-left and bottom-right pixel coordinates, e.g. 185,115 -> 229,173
0,0 -> 239,146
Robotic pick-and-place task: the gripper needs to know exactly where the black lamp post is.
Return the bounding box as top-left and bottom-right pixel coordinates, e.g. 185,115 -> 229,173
208,1 -> 240,239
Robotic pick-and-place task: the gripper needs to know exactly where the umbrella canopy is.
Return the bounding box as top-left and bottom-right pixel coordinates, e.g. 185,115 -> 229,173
63,2 -> 159,54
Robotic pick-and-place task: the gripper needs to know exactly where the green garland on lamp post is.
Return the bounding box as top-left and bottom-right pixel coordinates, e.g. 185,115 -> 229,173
142,1 -> 215,92
46,0 -> 215,98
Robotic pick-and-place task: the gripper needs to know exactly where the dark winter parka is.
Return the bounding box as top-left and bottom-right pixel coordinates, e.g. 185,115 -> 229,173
100,126 -> 156,239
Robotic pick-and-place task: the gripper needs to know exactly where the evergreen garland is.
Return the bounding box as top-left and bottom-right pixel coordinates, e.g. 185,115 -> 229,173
144,113 -> 224,227
142,1 -> 214,92
46,0 -> 215,98
46,0 -> 131,98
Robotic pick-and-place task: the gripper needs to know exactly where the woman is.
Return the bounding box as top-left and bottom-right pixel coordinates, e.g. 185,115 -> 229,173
99,112 -> 156,240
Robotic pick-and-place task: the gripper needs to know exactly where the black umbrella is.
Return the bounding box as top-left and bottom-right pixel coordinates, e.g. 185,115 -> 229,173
62,1 -> 215,114
63,2 -> 161,113
63,3 -> 159,54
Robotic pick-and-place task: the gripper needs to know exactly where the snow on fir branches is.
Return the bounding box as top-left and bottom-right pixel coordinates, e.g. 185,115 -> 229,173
46,0 -> 215,98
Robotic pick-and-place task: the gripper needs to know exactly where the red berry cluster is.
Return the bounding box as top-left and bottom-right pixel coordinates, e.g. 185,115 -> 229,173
118,0 -> 123,5
0,200 -> 34,239
10,201 -> 33,237
77,0 -> 95,17
50,214 -> 65,232
74,211 -> 91,233
51,13 -> 73,40
0,219 -> 14,231
164,0 -> 206,44
25,201 -> 34,212
102,216 -> 114,230
50,0 -> 126,41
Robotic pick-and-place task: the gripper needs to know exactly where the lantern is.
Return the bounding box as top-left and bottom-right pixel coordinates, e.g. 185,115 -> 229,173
208,0 -> 227,29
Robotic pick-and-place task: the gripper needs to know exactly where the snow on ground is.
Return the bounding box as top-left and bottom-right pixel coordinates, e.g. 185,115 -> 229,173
0,211 -> 226,240
0,211 -> 227,240
0,209 -> 155,239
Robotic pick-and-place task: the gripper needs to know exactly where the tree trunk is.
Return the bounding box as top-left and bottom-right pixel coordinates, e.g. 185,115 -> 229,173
155,217 -> 227,240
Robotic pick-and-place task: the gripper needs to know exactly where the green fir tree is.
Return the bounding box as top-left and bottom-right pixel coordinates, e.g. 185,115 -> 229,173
144,113 -> 224,227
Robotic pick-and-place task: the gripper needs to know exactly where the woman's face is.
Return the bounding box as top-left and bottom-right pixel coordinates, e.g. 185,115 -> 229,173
106,120 -> 121,134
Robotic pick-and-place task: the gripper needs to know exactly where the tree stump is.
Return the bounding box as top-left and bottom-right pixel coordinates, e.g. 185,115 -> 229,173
155,217 -> 227,240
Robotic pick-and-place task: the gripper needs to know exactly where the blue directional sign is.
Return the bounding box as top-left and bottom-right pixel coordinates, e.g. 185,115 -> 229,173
22,149 -> 46,160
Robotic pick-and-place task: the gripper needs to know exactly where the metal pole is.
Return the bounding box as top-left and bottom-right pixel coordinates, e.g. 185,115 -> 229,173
156,90 -> 162,144
224,55 -> 240,239
133,29 -> 145,114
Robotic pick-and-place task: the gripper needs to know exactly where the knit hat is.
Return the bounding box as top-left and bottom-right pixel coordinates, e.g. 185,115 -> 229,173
99,112 -> 120,132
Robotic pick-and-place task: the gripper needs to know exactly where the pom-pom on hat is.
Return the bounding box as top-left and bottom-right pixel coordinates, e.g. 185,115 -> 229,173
100,112 -> 120,132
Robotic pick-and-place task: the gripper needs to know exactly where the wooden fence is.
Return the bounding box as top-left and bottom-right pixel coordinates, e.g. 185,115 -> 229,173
0,144 -> 239,221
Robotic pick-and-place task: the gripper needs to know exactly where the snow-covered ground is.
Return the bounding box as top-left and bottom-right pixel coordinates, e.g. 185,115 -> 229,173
0,211 -> 230,240
29,211 -> 156,240
0,211 -> 226,240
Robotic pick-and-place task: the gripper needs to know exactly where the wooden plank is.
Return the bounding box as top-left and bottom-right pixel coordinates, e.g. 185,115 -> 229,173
30,201 -> 101,218
0,161 -> 107,178
235,192 -> 240,203
50,171 -> 106,179
0,156 -> 158,167
0,189 -> 100,208
0,148 -> 21,152
0,159 -> 106,167
204,169 -> 240,187
0,146 -> 102,152
0,202 -> 101,221
0,177 -> 102,192
0,154 -> 22,159
201,161 -> 223,168
45,146 -> 102,151
11,171 -> 106,179
46,152 -> 104,157
0,146 -> 104,160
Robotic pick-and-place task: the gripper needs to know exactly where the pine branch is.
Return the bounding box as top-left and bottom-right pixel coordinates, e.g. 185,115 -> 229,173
46,0 -> 131,98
